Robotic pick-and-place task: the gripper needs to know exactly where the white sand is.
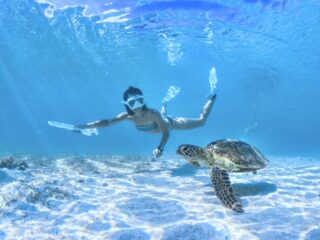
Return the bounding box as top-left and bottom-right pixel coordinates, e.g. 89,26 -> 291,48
0,155 -> 319,240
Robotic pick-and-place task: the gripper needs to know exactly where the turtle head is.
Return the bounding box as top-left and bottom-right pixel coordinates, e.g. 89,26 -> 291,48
176,144 -> 207,166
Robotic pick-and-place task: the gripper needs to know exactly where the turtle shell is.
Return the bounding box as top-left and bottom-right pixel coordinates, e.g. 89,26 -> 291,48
205,139 -> 268,172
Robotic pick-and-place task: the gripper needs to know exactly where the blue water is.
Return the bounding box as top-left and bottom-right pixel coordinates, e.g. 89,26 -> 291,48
1,1 -> 320,239
0,0 -> 319,156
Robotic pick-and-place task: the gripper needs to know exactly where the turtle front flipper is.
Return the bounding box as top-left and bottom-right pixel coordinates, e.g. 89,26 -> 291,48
210,167 -> 244,213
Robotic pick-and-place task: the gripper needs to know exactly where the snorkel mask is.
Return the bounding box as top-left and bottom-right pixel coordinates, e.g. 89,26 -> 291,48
123,95 -> 145,110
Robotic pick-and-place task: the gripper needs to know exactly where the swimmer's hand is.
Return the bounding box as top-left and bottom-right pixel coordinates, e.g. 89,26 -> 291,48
153,146 -> 164,158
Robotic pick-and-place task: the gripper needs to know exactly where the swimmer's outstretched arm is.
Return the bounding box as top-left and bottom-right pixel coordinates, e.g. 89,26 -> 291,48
152,111 -> 170,158
77,112 -> 128,129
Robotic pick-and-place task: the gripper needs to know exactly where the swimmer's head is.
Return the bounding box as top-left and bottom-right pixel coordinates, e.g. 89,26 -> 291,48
123,86 -> 147,115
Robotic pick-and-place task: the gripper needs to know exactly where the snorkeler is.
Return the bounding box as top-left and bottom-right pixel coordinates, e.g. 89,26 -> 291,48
76,67 -> 218,158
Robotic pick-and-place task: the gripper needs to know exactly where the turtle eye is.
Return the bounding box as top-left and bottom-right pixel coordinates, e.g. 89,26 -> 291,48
177,145 -> 187,155
181,146 -> 188,152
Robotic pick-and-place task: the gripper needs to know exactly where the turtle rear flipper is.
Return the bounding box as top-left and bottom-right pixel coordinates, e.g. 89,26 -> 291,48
210,167 -> 244,213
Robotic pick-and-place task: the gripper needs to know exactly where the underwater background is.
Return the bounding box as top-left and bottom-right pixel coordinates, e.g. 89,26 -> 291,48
1,0 -> 319,156
1,0 -> 320,239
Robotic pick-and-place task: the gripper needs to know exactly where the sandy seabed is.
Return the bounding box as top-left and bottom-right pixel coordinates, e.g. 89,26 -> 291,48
0,155 -> 319,240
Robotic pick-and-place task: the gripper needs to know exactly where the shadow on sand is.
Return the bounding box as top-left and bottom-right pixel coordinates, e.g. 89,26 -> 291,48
170,163 -> 200,177
232,182 -> 277,197
204,181 -> 277,197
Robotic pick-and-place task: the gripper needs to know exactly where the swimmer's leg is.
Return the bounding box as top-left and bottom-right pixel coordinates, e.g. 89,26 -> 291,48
171,95 -> 217,130
171,66 -> 218,130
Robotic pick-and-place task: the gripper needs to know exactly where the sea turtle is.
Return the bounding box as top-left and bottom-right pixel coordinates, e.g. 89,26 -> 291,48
176,139 -> 269,213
